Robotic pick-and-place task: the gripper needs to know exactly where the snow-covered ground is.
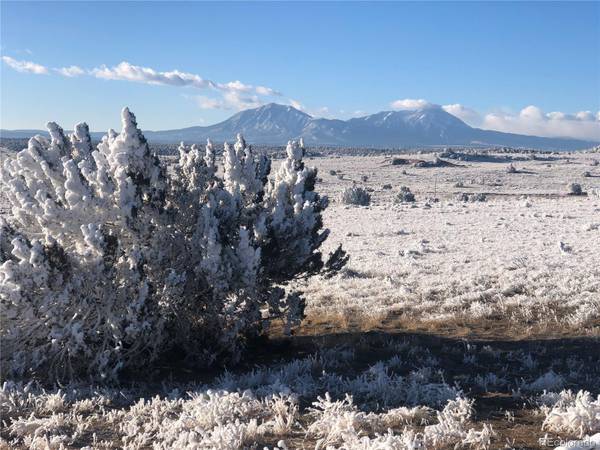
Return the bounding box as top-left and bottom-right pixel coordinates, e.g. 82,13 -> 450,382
295,150 -> 600,338
1,147 -> 599,449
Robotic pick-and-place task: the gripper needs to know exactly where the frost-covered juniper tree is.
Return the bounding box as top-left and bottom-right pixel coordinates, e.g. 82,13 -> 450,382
0,108 -> 346,381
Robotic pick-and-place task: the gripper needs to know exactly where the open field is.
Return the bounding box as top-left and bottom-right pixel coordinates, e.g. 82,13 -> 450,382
297,150 -> 600,340
1,148 -> 599,449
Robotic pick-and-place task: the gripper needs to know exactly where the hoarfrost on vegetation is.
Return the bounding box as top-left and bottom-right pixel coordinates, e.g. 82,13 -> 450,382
0,108 -> 346,381
0,345 -> 499,450
1,330 -> 598,448
540,390 -> 600,438
340,185 -> 371,206
394,186 -> 415,203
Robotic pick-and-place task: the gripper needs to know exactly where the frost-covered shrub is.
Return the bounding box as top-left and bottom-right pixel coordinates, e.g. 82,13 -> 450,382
341,186 -> 371,206
394,186 -> 415,203
456,193 -> 487,203
470,193 -> 487,202
0,108 -> 346,381
568,183 -> 584,196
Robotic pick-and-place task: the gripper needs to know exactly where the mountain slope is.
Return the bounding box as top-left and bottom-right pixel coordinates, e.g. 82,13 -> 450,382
2,103 -> 597,150
147,103 -> 313,143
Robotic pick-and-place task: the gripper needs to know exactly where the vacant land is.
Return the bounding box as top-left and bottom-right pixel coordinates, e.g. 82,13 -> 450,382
297,151 -> 600,340
1,148 -> 599,449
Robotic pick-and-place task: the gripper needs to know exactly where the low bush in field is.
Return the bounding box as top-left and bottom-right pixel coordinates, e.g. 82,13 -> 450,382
394,186 -> 416,203
341,186 -> 371,206
456,192 -> 487,202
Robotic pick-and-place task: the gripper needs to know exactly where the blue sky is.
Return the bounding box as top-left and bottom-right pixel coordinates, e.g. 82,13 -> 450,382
1,1 -> 599,140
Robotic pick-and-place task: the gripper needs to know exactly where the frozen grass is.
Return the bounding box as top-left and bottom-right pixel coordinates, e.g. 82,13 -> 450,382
0,342 -> 474,449
1,333 -> 599,448
541,390 -> 600,438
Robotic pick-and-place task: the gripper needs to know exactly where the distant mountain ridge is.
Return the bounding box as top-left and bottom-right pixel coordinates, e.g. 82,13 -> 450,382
2,103 -> 597,150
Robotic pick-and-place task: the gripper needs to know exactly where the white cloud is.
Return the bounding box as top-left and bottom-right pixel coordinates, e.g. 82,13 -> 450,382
390,97 -> 599,141
575,111 -> 595,121
256,85 -> 281,96
55,65 -> 85,77
192,91 -> 264,111
547,111 -> 566,121
288,99 -> 305,111
2,56 -> 48,74
482,106 -> 600,141
217,80 -> 253,92
89,61 -> 280,102
194,96 -> 224,110
91,61 -> 215,89
442,104 -> 481,125
390,98 -> 431,110
89,61 -> 282,111
222,91 -> 263,110
519,105 -> 544,120
3,55 -> 283,113
4,57 -> 283,111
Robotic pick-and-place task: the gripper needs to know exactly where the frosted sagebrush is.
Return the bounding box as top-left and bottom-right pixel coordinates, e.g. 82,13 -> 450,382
394,186 -> 415,203
456,192 -> 487,203
340,186 -> 371,206
0,108 -> 346,381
